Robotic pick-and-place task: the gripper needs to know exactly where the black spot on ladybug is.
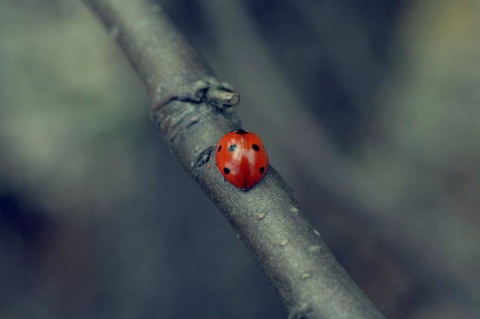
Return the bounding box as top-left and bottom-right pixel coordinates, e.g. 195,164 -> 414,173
235,129 -> 248,135
228,144 -> 237,152
223,167 -> 231,174
243,181 -> 247,188
252,144 -> 260,151
260,167 -> 265,174
218,145 -> 222,152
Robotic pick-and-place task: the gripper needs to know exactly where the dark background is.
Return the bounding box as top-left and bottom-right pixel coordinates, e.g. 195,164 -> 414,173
0,0 -> 479,318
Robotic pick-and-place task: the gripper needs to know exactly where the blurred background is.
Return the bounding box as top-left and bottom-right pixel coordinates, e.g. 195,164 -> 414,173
0,0 -> 479,318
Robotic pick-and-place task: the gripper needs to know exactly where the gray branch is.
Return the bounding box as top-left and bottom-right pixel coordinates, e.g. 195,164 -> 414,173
82,0 -> 386,318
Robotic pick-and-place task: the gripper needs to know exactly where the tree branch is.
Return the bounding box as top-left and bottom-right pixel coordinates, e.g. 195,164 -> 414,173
82,0 -> 386,318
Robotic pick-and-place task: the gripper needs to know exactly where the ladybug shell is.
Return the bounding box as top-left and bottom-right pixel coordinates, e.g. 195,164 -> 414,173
215,129 -> 269,190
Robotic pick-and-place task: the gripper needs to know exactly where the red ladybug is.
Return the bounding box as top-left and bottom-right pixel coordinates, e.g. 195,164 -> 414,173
215,129 -> 269,189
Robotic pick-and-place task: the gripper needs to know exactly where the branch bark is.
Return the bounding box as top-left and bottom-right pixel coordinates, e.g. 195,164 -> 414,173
82,0 -> 386,318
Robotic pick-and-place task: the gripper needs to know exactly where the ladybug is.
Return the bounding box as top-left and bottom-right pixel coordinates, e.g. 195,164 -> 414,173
215,129 -> 269,190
